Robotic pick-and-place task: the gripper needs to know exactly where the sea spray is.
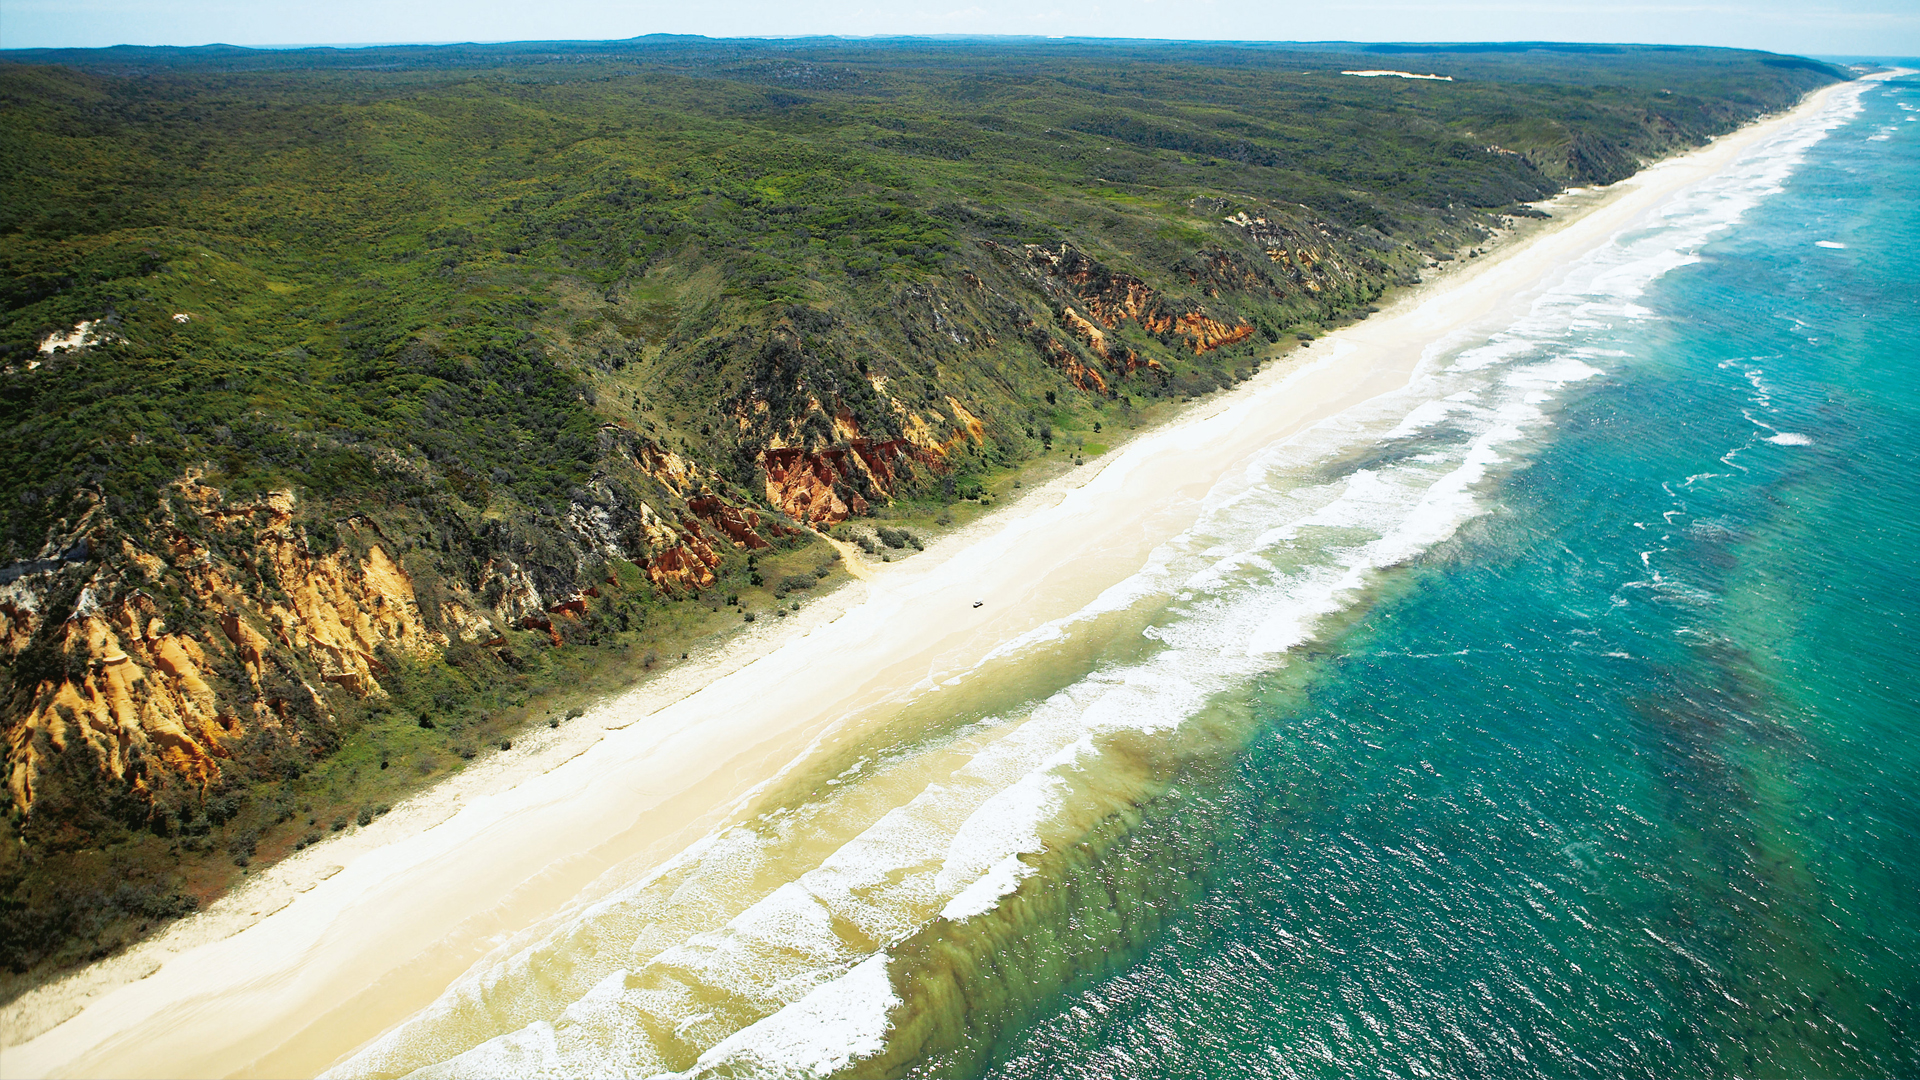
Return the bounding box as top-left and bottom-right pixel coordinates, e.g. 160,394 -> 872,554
339,403 -> 1539,1079
984,72 -> 1918,1080
387,352 -> 1590,1079
324,77 -> 1888,1080
854,664 -> 1341,1079
712,696 -> 1260,1078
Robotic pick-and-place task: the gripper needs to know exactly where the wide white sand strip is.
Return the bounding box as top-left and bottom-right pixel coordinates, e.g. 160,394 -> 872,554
1,82 -> 1845,1080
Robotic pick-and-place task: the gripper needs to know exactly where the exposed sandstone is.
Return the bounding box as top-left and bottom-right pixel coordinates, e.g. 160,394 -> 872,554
687,495 -> 771,550
761,446 -> 866,525
760,433 -> 948,528
3,482 -> 487,815
944,397 -> 987,444
990,241 -> 1258,370
644,538 -> 719,592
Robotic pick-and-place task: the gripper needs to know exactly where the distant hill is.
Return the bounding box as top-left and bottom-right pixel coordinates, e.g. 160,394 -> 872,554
0,36 -> 1844,998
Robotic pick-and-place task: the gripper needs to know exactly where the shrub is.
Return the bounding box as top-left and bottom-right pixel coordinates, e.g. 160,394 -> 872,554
226,829 -> 259,860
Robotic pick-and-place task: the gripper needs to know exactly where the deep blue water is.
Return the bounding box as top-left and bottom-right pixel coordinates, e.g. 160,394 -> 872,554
984,75 -> 1920,1080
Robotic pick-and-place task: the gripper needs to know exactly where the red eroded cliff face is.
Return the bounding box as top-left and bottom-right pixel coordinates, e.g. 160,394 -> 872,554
624,440 -> 788,591
755,397 -> 976,527
642,538 -> 718,592
686,496 -> 771,550
0,452 -> 804,820
1207,211 -> 1385,300
761,446 -> 867,526
1015,242 -> 1258,356
8,593 -> 232,811
761,439 -> 945,526
1028,320 -> 1111,394
1155,312 -> 1257,354
2,479 -> 474,815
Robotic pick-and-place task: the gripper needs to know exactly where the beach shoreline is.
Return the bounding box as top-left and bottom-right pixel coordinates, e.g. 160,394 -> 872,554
0,81 -> 1849,1080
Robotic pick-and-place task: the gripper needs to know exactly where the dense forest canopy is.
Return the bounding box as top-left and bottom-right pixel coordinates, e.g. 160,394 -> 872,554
0,36 -> 1845,998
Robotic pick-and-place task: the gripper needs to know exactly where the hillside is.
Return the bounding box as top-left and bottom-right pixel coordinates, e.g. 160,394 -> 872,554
0,36 -> 1844,998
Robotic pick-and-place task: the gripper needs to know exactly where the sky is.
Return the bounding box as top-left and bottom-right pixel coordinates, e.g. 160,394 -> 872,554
2,0 -> 1916,57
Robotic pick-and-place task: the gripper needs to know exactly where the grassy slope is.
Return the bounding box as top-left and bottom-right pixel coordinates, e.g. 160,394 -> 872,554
0,37 -> 1843,999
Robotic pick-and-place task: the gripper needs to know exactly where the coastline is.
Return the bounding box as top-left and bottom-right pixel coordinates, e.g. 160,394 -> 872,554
0,81 -> 1851,1079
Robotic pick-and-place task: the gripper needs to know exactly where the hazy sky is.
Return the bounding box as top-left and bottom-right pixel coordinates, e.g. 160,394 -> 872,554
3,0 -> 1915,57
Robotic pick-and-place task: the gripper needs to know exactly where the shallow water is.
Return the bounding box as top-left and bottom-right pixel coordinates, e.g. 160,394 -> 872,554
329,73 -> 1919,1080
980,73 -> 1920,1080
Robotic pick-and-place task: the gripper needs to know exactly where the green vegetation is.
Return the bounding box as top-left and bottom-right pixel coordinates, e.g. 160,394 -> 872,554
0,38 -> 1841,554
0,36 -> 1843,999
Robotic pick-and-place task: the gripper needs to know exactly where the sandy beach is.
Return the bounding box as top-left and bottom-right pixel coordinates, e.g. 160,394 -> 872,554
0,82 -> 1846,1080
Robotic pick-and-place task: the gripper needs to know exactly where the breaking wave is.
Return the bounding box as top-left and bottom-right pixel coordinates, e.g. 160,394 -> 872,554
325,80 -> 1869,1080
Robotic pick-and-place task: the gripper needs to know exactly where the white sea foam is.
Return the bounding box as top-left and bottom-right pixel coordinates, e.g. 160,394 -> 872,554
1766,432 -> 1813,446
682,954 -> 898,1079
329,78 -> 1880,1080
941,853 -> 1036,921
1816,240 -> 1847,248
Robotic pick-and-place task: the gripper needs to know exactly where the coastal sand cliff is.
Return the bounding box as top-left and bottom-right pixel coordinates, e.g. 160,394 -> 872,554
0,80 -> 1850,1080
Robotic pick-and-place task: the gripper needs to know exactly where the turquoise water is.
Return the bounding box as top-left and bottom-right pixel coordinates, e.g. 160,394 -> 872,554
979,75 -> 1920,1079
328,77 -> 1916,1080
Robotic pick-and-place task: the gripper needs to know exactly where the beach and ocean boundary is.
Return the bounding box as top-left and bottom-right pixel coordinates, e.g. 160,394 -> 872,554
0,80 -> 1851,1080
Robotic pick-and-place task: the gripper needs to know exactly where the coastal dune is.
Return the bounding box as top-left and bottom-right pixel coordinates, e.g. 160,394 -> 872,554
0,82 -> 1845,1080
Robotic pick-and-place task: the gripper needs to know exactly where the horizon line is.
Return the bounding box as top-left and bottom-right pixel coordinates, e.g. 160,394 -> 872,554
0,33 -> 1896,57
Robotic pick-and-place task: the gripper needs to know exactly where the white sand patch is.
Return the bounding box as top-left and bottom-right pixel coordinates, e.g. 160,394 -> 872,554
0,76 -> 1872,1080
1343,69 -> 1453,81
37,320 -> 121,354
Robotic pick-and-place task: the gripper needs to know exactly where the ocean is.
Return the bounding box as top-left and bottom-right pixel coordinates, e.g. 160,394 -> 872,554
332,72 -> 1918,1079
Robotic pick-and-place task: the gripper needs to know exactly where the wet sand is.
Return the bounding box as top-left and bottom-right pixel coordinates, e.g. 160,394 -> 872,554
0,83 -> 1843,1080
